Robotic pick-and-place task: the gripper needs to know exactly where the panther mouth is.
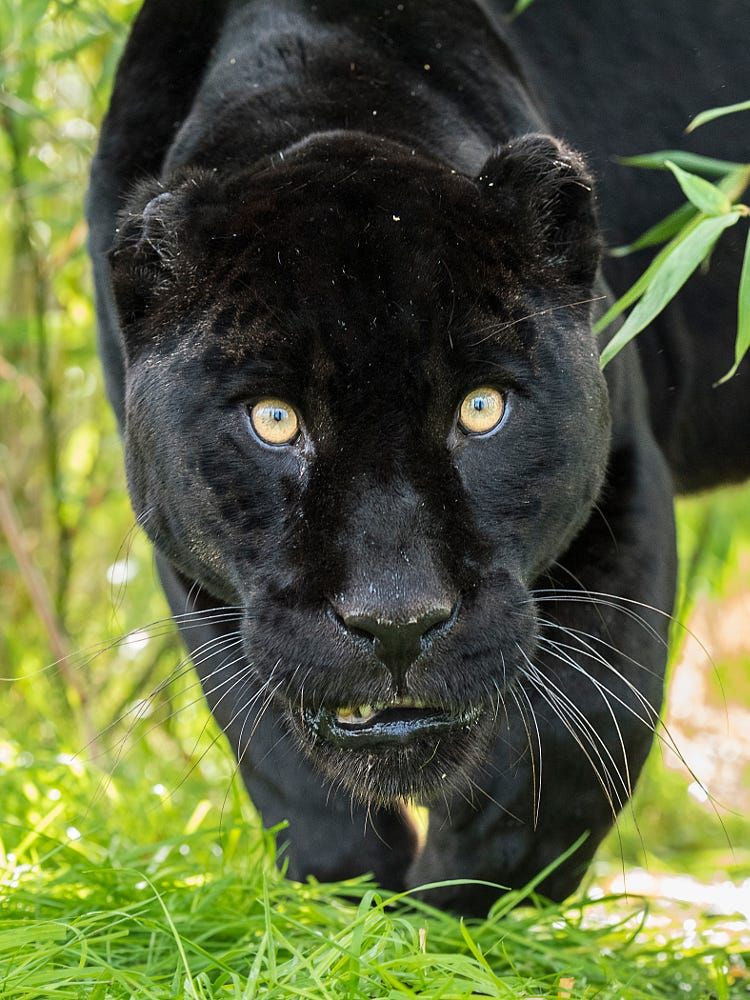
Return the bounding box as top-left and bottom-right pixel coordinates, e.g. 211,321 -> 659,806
304,698 -> 482,748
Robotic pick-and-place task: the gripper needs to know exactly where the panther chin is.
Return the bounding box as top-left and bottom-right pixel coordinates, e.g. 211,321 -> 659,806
293,697 -> 493,806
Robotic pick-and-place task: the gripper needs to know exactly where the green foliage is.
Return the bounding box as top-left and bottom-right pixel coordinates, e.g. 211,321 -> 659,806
509,0 -> 537,18
597,131 -> 750,378
616,151 -> 746,178
687,99 -> 750,133
598,212 -> 742,369
1,3 -> 749,996
717,228 -> 750,384
665,161 -> 732,216
1,742 -> 748,998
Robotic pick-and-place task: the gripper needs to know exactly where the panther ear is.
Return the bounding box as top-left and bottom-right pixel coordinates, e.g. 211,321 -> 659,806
477,133 -> 600,289
109,184 -> 179,328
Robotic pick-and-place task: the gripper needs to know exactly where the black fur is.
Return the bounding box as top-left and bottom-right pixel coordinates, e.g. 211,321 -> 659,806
88,0 -> 749,913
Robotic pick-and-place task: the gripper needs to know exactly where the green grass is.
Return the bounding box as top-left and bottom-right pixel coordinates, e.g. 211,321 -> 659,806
1,736 -> 747,999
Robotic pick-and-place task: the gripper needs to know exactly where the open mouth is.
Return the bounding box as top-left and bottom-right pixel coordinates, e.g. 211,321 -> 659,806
304,698 -> 482,748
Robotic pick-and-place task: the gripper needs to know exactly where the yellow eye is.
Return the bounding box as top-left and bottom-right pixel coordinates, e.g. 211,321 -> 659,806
458,387 -> 505,435
250,397 -> 300,446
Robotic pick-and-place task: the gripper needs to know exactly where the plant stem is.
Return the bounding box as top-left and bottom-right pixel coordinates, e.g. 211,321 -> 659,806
1,104 -> 73,623
0,473 -> 100,755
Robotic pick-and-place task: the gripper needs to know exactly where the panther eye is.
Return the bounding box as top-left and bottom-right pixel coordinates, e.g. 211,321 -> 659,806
458,387 -> 505,436
249,397 -> 300,446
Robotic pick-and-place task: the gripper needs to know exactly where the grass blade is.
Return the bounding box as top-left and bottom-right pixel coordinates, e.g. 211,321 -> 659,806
665,161 -> 731,216
600,212 -> 741,368
715,225 -> 750,384
687,98 -> 750,133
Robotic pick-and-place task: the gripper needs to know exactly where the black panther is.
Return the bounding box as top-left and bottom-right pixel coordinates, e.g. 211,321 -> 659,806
88,0 -> 750,913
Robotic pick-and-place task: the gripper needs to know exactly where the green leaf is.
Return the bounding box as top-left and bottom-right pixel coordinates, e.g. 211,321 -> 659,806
595,215 -> 705,333
510,0 -> 536,17
618,150 -> 746,177
600,212 -> 741,369
610,165 -> 750,259
719,164 -> 750,204
665,161 -> 732,215
687,98 -> 750,133
715,226 -> 750,384
610,201 -> 697,257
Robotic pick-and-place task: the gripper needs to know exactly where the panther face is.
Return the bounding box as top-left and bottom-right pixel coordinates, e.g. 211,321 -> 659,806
111,132 -> 610,805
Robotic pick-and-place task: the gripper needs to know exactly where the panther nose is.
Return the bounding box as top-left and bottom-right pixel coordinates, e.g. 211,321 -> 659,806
337,602 -> 456,685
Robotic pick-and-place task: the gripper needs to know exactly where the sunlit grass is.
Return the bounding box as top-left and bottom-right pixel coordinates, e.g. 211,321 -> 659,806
0,712 -> 748,999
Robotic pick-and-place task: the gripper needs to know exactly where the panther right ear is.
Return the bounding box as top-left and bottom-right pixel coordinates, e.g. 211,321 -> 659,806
109,184 -> 179,328
476,133 -> 601,290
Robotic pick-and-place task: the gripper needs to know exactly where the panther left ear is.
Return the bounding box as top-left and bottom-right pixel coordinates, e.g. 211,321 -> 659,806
109,183 -> 180,332
476,133 -> 600,289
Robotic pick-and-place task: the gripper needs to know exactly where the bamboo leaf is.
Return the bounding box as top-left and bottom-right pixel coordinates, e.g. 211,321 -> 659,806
510,0 -> 536,17
715,226 -> 750,384
600,213 -> 741,369
687,98 -> 750,133
617,150 -> 745,177
609,201 -> 697,257
610,166 -> 750,259
595,215 -> 704,333
665,161 -> 732,215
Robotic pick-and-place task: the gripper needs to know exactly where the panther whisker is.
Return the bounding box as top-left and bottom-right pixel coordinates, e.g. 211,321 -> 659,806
537,626 -> 663,723
82,633 -> 245,761
538,616 -> 727,773
233,670 -> 282,762
536,630 -> 681,768
537,616 -> 663,681
519,650 -> 629,814
233,670 -> 288,773
182,576 -> 205,614
536,631 -> 725,819
217,673 -> 288,831
171,671 -> 267,809
522,651 -> 630,797
535,637 -> 634,799
520,671 -> 623,822
471,295 -> 606,346
508,681 -> 541,825
466,769 -> 524,823
184,651 -> 259,762
0,607 -> 245,684
532,587 -> 720,679
174,666 -> 281,824
533,634 -> 656,868
83,638 -> 248,815
529,592 -> 665,646
513,678 -> 544,829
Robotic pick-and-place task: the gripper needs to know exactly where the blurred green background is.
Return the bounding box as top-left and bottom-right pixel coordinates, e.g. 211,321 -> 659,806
1,0 -> 749,921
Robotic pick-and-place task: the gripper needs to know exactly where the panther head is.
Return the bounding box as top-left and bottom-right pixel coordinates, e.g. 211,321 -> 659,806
110,131 -> 610,805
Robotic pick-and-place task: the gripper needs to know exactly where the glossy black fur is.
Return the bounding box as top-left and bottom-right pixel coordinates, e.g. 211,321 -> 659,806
88,0 -> 750,913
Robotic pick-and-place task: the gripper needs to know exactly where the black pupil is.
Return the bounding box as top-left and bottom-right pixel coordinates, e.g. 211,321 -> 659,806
473,398 -> 486,411
271,408 -> 285,422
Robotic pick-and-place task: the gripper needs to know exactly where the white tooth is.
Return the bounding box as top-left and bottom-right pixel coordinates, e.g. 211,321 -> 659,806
336,704 -> 377,725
